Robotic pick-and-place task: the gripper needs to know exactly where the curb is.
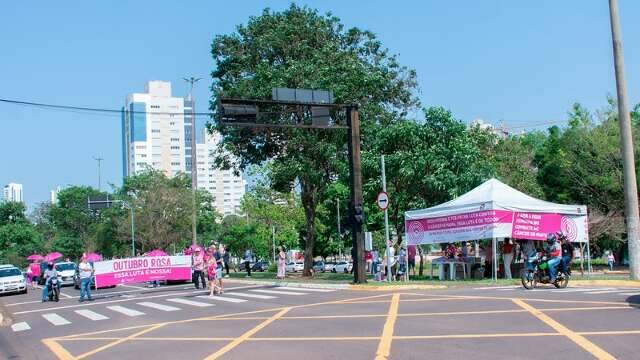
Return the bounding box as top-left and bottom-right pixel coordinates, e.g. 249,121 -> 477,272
348,284 -> 447,291
571,279 -> 640,288
225,279 -> 447,291
225,279 -> 350,290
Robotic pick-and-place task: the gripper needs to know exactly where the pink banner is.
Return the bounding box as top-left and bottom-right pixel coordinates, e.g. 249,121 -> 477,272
511,212 -> 580,241
406,210 -> 513,244
93,255 -> 191,288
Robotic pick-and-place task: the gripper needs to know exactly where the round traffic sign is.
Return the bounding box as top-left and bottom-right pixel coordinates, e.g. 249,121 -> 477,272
376,191 -> 389,210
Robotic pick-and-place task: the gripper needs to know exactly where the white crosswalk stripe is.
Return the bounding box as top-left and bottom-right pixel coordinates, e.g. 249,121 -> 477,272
107,305 -> 145,317
619,292 -> 640,296
75,309 -> 109,321
497,288 -> 516,291
251,289 -> 308,296
196,295 -> 247,303
275,286 -> 335,293
166,298 -> 214,307
11,322 -> 31,332
225,292 -> 276,299
136,302 -> 181,312
585,290 -> 627,295
42,313 -> 71,326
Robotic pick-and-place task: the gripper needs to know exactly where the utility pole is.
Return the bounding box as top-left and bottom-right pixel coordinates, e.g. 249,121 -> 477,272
184,77 -> 201,247
608,0 -> 640,280
272,225 -> 276,262
347,107 -> 366,284
93,156 -> 103,191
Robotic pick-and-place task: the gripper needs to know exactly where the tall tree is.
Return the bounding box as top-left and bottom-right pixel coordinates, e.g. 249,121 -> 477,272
209,5 -> 418,275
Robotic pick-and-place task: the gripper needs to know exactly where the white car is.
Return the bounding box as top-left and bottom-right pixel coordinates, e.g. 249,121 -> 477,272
54,262 -> 77,287
0,264 -> 27,295
332,261 -> 352,273
285,262 -> 304,272
324,262 -> 336,272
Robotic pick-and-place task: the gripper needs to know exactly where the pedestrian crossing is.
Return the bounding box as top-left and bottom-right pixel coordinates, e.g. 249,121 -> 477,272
9,285 -> 336,333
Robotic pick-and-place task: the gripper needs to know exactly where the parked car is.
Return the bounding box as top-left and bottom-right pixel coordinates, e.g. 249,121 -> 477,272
333,261 -> 352,273
73,265 -> 116,290
324,262 -> 336,272
285,262 -> 304,272
54,262 -> 77,287
0,264 -> 27,295
251,260 -> 270,272
313,261 -> 325,273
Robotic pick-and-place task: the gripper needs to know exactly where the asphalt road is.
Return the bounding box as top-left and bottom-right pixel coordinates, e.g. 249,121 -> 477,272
1,281 -> 640,359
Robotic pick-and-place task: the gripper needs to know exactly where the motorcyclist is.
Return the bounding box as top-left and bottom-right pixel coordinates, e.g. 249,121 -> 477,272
544,233 -> 562,283
559,232 -> 574,275
41,262 -> 59,302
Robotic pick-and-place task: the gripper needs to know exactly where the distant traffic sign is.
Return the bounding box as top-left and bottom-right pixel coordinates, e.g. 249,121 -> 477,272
376,192 -> 389,210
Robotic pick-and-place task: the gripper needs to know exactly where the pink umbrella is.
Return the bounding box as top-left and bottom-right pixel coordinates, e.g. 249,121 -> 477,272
145,249 -> 167,257
86,253 -> 102,262
44,252 -> 63,262
27,254 -> 44,261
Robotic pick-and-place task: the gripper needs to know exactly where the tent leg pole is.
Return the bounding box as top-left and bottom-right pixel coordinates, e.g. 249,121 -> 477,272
493,238 -> 497,283
586,241 -> 592,277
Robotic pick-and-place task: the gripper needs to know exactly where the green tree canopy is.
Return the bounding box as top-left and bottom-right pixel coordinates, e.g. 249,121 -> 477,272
209,4 -> 418,275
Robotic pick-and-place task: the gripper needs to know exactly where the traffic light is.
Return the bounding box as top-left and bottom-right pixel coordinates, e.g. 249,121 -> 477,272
353,205 -> 364,225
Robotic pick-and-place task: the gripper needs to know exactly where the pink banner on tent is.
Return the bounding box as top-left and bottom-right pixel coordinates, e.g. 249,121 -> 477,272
93,255 -> 191,288
511,212 -> 579,241
406,210 -> 513,244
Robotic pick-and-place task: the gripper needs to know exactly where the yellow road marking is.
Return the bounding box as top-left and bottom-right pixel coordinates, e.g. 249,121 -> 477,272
421,293 -> 637,307
543,306 -> 632,312
375,293 -> 400,360
42,339 -> 76,360
512,299 -> 616,360
203,308 -> 291,360
52,329 -> 640,343
75,323 -> 166,360
579,330 -> 640,336
394,332 -> 561,340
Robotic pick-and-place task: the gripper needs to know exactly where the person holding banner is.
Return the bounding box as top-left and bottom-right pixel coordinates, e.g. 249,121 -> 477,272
192,248 -> 206,289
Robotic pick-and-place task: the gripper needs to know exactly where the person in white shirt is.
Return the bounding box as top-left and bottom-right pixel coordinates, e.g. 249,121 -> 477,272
78,254 -> 94,302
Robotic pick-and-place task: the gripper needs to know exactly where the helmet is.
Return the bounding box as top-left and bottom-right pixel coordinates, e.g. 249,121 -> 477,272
546,233 -> 557,244
557,231 -> 567,241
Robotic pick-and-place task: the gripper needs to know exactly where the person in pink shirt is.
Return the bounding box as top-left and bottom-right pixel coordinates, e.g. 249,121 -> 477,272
192,248 -> 206,289
29,262 -> 41,289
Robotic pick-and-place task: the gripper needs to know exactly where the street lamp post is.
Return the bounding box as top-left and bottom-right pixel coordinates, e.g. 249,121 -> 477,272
184,77 -> 201,247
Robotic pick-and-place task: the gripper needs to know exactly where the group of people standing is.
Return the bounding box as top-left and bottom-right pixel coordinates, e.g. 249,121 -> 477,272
191,244 -> 230,296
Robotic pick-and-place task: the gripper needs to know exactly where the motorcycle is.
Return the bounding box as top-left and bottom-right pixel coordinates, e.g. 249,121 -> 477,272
521,253 -> 569,290
47,276 -> 60,302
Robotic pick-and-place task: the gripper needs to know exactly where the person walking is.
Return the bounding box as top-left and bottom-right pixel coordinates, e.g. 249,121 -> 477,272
215,244 -> 225,293
398,247 -> 407,281
502,238 -> 514,279
78,254 -> 94,302
407,245 -> 416,276
244,248 -> 253,277
277,246 -> 286,280
607,251 -> 616,271
371,249 -> 379,276
207,255 -> 219,296
192,248 -> 206,289
223,245 -> 231,277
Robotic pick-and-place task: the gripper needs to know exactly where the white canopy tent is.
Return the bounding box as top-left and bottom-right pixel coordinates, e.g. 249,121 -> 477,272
405,179 -> 590,281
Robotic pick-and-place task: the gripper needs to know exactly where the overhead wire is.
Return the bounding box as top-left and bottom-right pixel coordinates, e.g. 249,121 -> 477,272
0,97 -> 569,129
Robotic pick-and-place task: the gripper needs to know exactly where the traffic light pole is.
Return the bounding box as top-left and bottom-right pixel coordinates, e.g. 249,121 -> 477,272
347,107 -> 366,284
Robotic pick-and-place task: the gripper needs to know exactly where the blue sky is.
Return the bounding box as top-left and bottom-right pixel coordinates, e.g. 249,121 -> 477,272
1,1 -> 639,207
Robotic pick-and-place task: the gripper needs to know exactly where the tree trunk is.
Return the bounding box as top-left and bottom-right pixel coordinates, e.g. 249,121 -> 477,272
300,179 -> 317,277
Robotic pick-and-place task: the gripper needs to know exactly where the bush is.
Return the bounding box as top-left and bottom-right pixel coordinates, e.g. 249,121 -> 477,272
268,262 -> 277,272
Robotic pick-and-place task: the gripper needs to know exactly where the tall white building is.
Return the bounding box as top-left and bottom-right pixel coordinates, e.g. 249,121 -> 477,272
196,129 -> 246,216
122,81 -> 188,178
50,186 -> 61,205
3,183 -> 23,203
